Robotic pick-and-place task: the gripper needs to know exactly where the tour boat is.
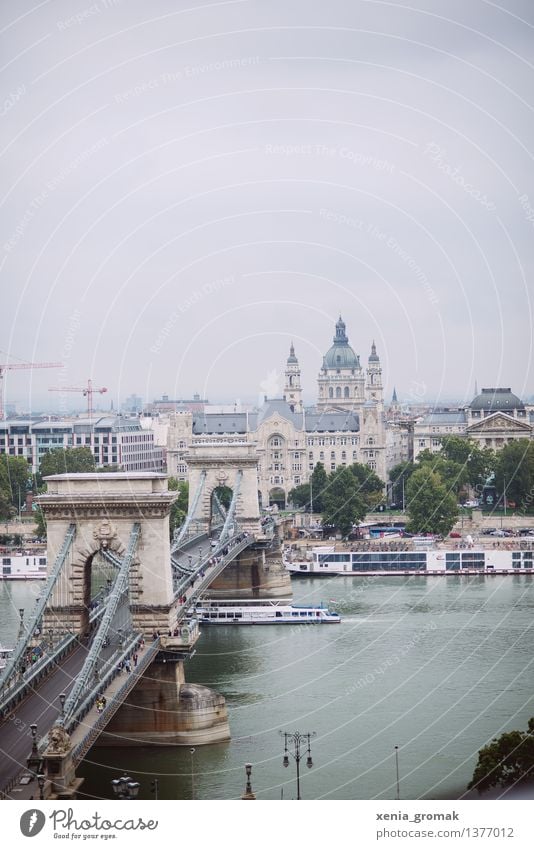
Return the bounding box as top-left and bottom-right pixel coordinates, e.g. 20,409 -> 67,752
0,551 -> 47,580
284,545 -> 534,576
194,598 -> 341,624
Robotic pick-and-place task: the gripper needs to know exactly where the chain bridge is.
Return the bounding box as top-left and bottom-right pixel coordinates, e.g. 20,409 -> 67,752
0,447 -> 289,800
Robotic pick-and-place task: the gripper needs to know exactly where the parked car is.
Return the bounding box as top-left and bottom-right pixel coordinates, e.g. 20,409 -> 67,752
449,532 -> 461,538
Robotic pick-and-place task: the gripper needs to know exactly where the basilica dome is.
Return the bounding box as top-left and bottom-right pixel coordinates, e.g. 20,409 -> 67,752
322,316 -> 360,369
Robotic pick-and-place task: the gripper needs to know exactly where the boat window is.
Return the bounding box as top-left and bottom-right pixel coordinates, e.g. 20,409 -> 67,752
299,565 -> 308,570
276,611 -> 283,617
292,612 -> 299,616
233,612 -> 243,618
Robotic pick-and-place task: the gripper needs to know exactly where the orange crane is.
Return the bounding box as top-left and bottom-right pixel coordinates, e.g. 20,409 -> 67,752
48,379 -> 107,419
0,361 -> 63,420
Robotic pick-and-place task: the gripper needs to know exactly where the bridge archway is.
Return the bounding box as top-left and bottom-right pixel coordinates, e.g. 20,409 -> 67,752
269,487 -> 286,509
38,473 -> 177,636
185,440 -> 261,536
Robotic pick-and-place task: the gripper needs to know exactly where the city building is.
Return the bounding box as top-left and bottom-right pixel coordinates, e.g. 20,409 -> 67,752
0,416 -> 164,474
167,317 -> 392,507
413,388 -> 534,459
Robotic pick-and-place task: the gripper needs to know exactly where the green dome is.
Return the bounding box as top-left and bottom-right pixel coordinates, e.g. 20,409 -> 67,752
322,317 -> 360,369
470,388 -> 524,412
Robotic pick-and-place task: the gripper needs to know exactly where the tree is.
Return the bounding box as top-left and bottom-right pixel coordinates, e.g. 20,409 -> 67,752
34,506 -> 47,539
389,461 -> 417,507
405,466 -> 458,536
347,462 -> 384,509
440,436 -> 496,492
0,454 -> 31,511
494,440 -> 533,510
418,453 -> 468,499
320,463 -> 383,536
168,477 -> 189,537
40,447 -> 95,477
310,462 -> 328,513
322,466 -> 367,536
287,483 -> 311,509
468,717 -> 534,795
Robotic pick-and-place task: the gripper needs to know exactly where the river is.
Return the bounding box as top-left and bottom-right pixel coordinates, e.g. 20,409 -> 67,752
1,574 -> 533,800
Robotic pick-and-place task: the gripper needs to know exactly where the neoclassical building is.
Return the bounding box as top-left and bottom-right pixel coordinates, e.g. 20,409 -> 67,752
167,317 -> 388,508
413,388 -> 534,459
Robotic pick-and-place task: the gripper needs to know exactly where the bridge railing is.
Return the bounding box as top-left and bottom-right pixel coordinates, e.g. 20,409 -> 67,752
0,599 -> 106,718
69,636 -> 161,765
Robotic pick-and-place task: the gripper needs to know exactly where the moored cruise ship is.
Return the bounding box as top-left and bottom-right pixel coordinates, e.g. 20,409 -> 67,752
285,545 -> 534,576
1,551 -> 47,580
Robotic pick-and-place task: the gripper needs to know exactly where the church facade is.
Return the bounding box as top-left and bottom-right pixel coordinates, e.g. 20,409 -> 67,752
167,317 -> 389,508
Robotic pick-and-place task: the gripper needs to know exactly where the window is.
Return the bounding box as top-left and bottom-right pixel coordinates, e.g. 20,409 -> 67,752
344,386 -> 349,397
336,387 -> 341,398
329,388 -> 334,398
419,440 -> 426,447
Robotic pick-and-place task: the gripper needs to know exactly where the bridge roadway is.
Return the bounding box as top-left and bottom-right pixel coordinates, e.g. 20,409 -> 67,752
0,642 -> 88,793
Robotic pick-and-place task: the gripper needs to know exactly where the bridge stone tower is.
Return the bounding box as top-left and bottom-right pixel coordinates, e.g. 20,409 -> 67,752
38,473 -> 177,635
185,438 -> 262,536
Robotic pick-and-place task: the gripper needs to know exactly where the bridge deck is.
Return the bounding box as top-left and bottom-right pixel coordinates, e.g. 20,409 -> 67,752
0,643 -> 88,795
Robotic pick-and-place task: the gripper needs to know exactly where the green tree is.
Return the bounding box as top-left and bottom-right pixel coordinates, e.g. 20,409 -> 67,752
310,462 -> 328,513
468,717 -> 534,795
440,436 -> 496,492
287,483 -> 311,509
321,463 -> 383,536
389,461 -> 417,507
418,453 -> 468,499
39,447 -> 96,477
0,454 -> 31,511
494,440 -> 533,510
34,506 -> 47,539
168,477 -> 189,537
405,466 -> 459,536
322,466 -> 367,536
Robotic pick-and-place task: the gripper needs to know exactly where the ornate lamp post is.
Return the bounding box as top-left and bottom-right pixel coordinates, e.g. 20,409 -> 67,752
111,775 -> 140,799
280,730 -> 316,800
241,762 -> 256,800
59,693 -> 66,720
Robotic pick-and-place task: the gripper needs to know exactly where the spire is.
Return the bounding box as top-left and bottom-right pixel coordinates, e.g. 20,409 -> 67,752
392,386 -> 398,403
334,316 -> 348,344
474,378 -> 478,397
368,340 -> 379,363
287,342 -> 298,364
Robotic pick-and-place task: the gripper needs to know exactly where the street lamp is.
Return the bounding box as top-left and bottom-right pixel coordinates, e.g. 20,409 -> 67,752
29,723 -> 38,758
59,693 -> 66,719
394,745 -> 401,800
280,730 -> 316,800
190,747 -> 196,800
241,763 -> 256,800
111,775 -> 140,799
37,773 -> 45,801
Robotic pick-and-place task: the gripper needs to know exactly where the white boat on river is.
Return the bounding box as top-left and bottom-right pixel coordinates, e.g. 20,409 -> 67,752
194,598 -> 341,624
284,545 -> 534,576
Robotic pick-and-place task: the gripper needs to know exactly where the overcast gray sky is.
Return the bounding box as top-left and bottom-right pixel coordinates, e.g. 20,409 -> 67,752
1,0 -> 533,412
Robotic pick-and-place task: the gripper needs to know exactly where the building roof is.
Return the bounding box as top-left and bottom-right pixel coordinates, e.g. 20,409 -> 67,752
470,387 -> 524,412
322,316 -> 360,370
191,400 -> 360,434
368,341 -> 379,363
417,411 -> 467,425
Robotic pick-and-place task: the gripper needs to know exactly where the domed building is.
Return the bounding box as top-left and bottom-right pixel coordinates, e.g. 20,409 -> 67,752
317,317 -> 366,409
166,316 -> 390,509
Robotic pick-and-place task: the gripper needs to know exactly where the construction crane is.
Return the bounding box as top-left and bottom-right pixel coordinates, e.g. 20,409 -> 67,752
0,361 -> 63,420
48,379 -> 108,419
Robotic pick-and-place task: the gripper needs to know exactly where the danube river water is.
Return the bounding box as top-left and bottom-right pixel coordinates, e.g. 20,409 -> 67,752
1,574 -> 533,800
